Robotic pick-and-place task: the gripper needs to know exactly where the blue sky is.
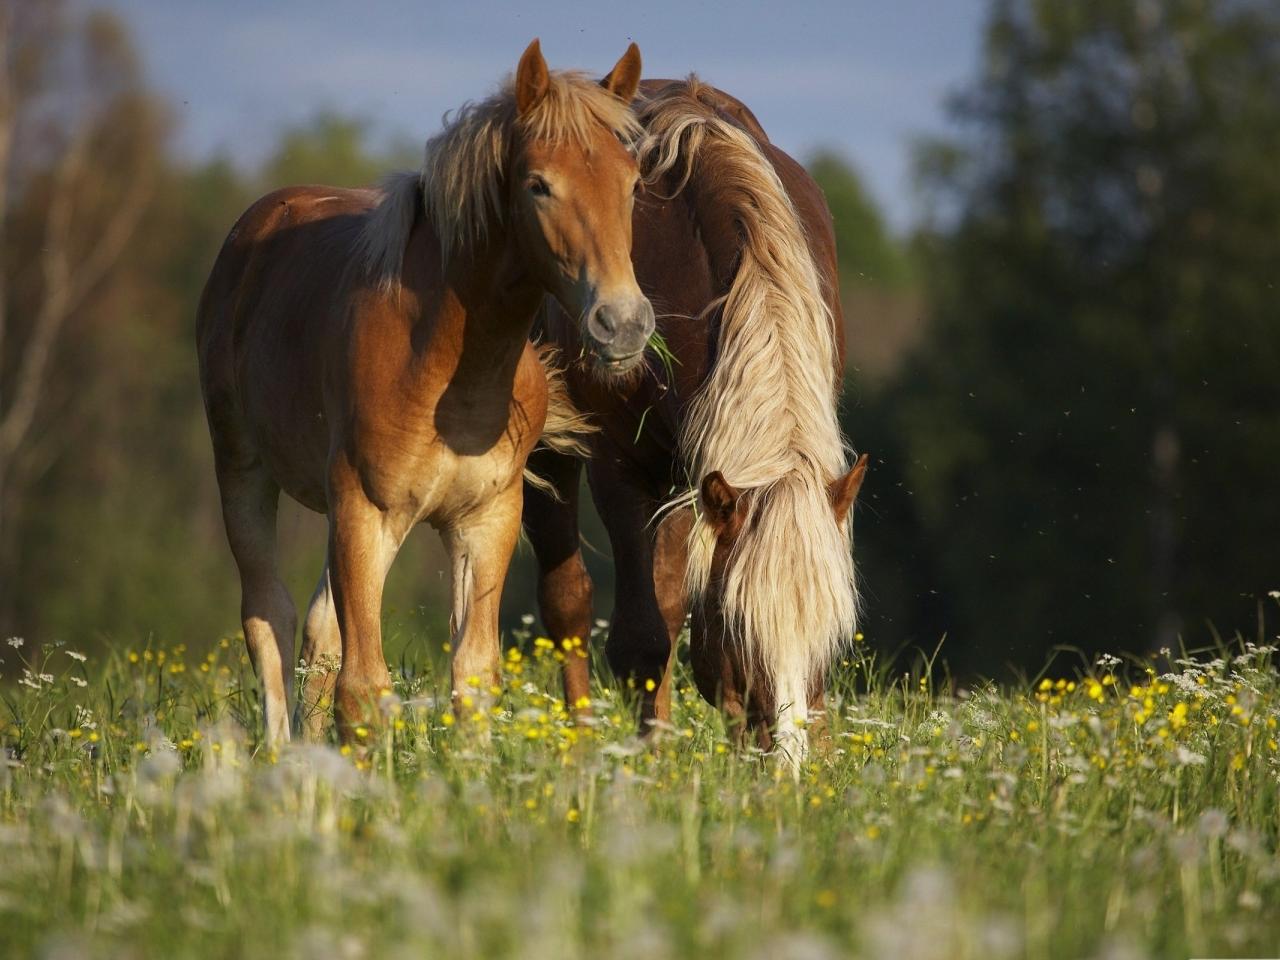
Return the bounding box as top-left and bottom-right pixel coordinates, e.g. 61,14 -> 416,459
90,0 -> 987,230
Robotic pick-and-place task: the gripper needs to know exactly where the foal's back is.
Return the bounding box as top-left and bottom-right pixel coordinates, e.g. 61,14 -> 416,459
198,186 -> 376,508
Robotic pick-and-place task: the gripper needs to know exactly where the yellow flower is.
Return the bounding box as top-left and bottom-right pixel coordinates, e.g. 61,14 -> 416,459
816,890 -> 837,908
644,678 -> 656,692
566,808 -> 580,823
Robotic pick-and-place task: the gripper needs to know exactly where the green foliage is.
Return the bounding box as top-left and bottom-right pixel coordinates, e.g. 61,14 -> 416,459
807,151 -> 911,289
847,0 -> 1280,675
2,631 -> 1279,958
263,111 -> 419,190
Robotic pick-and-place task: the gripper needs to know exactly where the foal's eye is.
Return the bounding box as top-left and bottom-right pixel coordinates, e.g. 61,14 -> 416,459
527,175 -> 552,198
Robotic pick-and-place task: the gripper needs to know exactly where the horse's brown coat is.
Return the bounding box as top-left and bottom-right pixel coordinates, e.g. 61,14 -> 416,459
525,78 -> 861,752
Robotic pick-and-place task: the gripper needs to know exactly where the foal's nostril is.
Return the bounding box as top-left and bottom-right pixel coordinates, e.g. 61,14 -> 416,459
588,305 -> 620,343
586,297 -> 655,363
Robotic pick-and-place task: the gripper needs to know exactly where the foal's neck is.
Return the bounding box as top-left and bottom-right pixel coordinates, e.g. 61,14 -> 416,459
433,229 -> 543,391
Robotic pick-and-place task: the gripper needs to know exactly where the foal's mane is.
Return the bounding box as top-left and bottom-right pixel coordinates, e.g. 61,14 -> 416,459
640,78 -> 855,735
360,71 -> 640,286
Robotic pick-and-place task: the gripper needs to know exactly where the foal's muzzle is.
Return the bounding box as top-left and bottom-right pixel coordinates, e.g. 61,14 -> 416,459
586,295 -> 655,368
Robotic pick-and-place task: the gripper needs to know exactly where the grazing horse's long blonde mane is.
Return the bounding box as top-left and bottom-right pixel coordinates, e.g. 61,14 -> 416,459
360,71 -> 641,284
640,79 -> 856,745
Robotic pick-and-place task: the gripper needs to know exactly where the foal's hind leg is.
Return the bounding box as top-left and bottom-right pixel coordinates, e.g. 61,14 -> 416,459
296,564 -> 340,740
216,467 -> 297,750
523,449 -> 594,714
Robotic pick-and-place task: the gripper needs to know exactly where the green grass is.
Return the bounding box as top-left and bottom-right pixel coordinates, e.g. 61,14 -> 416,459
2,625 -> 1279,959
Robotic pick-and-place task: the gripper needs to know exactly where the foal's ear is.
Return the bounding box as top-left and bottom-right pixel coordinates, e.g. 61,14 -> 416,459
515,38 -> 551,115
829,453 -> 869,525
601,42 -> 642,103
700,471 -> 741,532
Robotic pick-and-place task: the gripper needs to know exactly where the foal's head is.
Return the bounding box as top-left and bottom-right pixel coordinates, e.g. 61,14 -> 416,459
506,40 -> 655,375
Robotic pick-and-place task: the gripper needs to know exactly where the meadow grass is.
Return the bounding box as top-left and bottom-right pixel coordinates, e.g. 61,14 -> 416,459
2,623 -> 1278,959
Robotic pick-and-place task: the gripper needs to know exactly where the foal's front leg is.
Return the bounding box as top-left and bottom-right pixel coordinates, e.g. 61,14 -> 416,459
443,482 -> 524,722
328,478 -> 403,742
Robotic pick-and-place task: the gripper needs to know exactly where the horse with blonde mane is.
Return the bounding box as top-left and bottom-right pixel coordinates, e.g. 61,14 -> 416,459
524,78 -> 866,762
198,40 -> 652,747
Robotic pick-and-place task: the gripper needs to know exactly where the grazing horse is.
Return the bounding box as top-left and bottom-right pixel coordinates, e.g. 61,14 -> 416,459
197,40 -> 652,747
524,78 -> 866,761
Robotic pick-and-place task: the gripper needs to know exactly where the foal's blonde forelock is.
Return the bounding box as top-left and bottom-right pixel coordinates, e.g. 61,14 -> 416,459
641,79 -> 856,743
360,71 -> 640,285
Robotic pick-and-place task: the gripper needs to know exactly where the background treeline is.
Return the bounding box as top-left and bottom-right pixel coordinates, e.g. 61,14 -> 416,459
1,0 -> 1277,681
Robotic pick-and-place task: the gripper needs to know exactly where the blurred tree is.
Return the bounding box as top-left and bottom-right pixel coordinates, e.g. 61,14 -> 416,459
808,151 -> 911,290
263,111 -> 418,190
855,0 -> 1280,676
0,3 -> 165,635
0,12 -> 447,659
808,153 -> 926,389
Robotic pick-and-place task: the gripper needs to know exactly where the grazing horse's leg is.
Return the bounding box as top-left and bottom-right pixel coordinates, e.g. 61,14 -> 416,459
444,482 -> 524,717
650,508 -> 690,725
295,564 -> 340,740
589,466 -> 674,732
523,449 -> 594,714
328,481 -> 401,741
215,465 -> 297,751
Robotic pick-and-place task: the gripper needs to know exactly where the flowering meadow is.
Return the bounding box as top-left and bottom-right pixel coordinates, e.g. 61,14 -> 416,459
2,622 -> 1279,959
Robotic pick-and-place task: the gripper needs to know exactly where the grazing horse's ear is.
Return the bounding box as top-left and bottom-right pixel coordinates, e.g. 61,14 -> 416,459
829,453 -> 869,526
515,38 -> 550,115
601,42 -> 642,103
700,471 -> 741,532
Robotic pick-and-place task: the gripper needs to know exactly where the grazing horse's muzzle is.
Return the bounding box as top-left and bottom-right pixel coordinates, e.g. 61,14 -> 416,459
586,295 -> 655,368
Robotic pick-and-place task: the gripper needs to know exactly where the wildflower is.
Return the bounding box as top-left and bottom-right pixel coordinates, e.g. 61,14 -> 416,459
5,637 -> 22,649
65,650 -> 86,662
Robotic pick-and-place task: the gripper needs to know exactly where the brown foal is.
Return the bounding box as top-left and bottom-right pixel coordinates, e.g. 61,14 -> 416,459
197,40 -> 652,747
